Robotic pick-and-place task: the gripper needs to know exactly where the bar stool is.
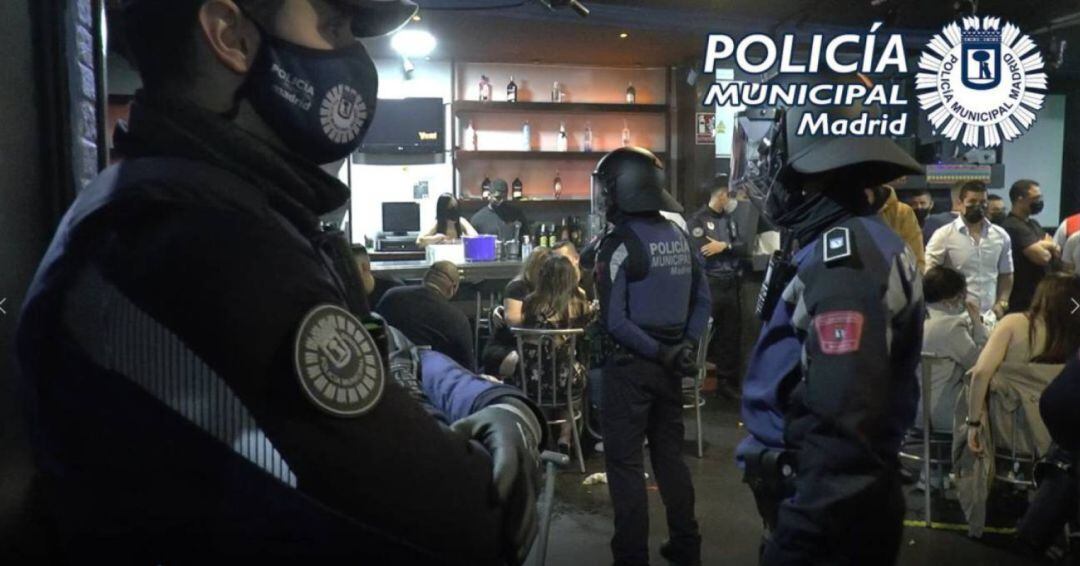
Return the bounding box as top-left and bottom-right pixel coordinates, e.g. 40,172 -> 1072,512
899,354 -> 955,526
682,318 -> 714,459
511,327 -> 587,473
474,291 -> 497,369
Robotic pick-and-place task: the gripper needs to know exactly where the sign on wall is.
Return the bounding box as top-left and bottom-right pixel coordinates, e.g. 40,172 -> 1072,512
713,68 -> 741,156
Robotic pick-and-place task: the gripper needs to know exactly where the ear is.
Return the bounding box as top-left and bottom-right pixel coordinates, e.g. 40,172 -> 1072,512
198,0 -> 261,75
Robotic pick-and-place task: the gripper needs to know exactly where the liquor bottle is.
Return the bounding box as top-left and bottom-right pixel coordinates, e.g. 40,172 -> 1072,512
626,82 -> 637,104
521,234 -> 533,259
522,121 -> 532,151
556,122 -> 568,152
464,120 -> 477,151
621,120 -> 631,147
583,122 -> 593,152
559,217 -> 572,242
512,176 -> 524,200
569,216 -> 582,246
506,75 -> 518,102
481,176 -> 492,199
551,81 -> 561,103
553,170 -> 563,200
479,75 -> 492,102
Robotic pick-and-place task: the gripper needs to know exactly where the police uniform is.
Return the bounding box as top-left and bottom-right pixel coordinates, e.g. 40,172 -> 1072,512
591,148 -> 711,566
738,215 -> 923,564
687,203 -> 745,390
16,90 -> 545,563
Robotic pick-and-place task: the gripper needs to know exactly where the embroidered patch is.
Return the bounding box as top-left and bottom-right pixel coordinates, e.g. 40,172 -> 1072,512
706,221 -> 716,231
822,227 -> 852,264
814,310 -> 865,355
692,227 -> 705,238
294,304 -> 385,417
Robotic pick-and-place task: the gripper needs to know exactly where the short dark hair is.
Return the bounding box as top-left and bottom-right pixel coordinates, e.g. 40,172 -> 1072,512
958,180 -> 987,202
923,266 -> 967,304
118,0 -> 281,91
987,194 -> 1004,202
1008,179 -> 1039,203
909,189 -> 931,198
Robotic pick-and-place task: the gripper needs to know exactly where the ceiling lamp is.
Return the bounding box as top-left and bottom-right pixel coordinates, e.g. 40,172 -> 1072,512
391,29 -> 437,58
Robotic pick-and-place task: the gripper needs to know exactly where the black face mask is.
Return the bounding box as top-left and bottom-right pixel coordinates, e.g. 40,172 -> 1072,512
243,26 -> 379,165
914,208 -> 930,224
964,204 -> 987,224
988,212 -> 1007,224
1030,199 -> 1045,215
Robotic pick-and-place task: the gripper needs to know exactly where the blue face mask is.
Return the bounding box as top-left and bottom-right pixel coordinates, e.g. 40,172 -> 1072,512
243,27 -> 379,164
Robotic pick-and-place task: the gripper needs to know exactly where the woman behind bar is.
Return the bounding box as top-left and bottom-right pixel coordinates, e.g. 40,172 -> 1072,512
417,193 -> 477,247
481,246 -> 551,377
521,255 -> 595,453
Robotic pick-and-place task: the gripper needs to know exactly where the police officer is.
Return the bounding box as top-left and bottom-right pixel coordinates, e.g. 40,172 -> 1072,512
592,147 -> 712,566
732,74 -> 924,565
687,173 -> 745,399
16,1 -> 546,563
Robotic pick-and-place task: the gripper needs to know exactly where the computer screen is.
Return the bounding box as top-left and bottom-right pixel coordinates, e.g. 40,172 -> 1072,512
382,202 -> 420,234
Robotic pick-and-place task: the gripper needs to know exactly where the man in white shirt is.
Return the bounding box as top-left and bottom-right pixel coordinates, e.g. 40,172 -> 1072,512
1064,231 -> 1080,274
1053,210 -> 1080,250
925,181 -> 1015,317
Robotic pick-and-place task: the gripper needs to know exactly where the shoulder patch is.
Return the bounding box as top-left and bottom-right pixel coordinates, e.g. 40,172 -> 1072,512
822,227 -> 852,264
294,304 -> 386,417
813,310 -> 864,355
692,226 -> 705,238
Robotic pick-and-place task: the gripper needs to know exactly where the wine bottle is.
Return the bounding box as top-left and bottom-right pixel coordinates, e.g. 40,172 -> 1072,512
556,122 -> 568,152
507,75 -> 518,103
481,176 -> 492,199
512,177 -> 524,200
551,81 -> 561,103
522,121 -> 531,151
479,75 -> 492,102
626,82 -> 637,104
583,122 -> 593,152
553,170 -> 563,200
464,120 -> 477,151
621,120 -> 631,147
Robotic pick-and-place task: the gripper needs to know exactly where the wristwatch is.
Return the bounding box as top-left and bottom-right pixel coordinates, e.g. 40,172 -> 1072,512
995,300 -> 1009,312
965,417 -> 982,427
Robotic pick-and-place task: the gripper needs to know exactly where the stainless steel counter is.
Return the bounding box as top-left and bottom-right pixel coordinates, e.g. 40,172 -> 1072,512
371,259 -> 524,282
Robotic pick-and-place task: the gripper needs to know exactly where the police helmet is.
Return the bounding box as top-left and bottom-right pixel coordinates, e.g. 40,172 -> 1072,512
731,73 -> 922,225
120,0 -> 418,38
592,147 -> 682,216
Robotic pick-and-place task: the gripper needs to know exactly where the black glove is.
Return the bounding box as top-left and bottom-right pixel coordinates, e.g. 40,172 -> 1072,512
659,341 -> 699,377
451,397 -> 543,565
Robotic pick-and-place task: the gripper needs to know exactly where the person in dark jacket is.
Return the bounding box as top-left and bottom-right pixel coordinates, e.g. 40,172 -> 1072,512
15,1 -> 544,563
733,74 -> 924,565
593,147 -> 712,566
376,261 -> 475,371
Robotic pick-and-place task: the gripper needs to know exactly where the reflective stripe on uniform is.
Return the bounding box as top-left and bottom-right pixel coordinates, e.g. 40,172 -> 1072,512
62,265 -> 298,488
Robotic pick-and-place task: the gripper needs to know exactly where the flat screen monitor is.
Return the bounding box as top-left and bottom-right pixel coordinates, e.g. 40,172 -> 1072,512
360,98 -> 445,154
382,202 -> 420,234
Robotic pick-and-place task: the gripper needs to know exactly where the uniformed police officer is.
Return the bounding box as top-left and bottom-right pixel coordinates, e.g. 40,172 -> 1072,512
592,147 -> 712,566
687,174 -> 745,399
731,74 -> 924,565
16,1 -> 547,563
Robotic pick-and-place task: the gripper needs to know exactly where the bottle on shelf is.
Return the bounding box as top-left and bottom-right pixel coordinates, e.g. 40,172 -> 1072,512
621,120 -> 631,147
521,121 -> 531,151
626,81 -> 637,104
521,234 -> 533,259
463,120 -> 477,151
556,122 -> 568,152
512,177 -> 524,200
540,224 -> 551,248
479,75 -> 492,102
506,75 -> 518,103
583,122 -> 593,152
553,170 -> 563,200
551,81 -> 562,103
481,176 -> 492,200
569,216 -> 582,246
559,217 -> 573,242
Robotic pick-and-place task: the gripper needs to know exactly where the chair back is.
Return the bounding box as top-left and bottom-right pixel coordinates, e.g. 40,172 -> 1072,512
689,318 -> 714,391
510,327 -> 585,409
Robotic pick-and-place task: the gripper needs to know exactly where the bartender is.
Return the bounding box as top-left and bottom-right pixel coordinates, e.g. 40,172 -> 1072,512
470,178 -> 529,242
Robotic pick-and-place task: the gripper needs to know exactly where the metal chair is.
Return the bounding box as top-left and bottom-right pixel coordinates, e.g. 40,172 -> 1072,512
511,327 -> 588,473
993,409 -> 1039,490
899,354 -> 956,527
682,318 -> 714,459
474,291 -> 497,369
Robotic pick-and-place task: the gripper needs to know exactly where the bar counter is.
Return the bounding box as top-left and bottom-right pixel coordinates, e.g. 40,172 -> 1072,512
371,259 -> 525,283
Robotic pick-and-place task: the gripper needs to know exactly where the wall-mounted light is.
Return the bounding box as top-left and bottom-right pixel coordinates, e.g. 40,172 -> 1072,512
391,29 -> 437,58
619,32 -> 629,39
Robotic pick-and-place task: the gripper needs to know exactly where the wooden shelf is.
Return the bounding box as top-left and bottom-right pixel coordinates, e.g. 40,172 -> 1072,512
455,150 -> 666,161
453,101 -> 667,115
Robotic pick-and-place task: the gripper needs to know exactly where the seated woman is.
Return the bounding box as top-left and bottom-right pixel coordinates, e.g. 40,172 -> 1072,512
520,255 -> 595,453
922,266 -> 988,431
480,246 -> 551,378
417,193 -> 477,248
